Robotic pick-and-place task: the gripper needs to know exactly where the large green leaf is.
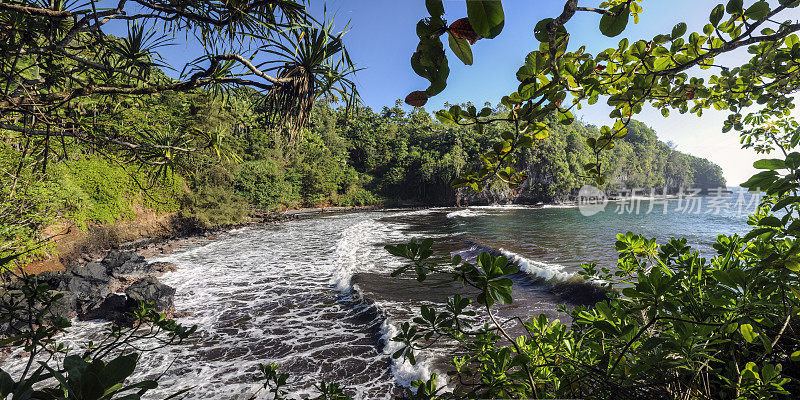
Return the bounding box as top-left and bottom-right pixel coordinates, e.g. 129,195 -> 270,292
448,32 -> 473,65
425,0 -> 444,17
727,0 -> 743,14
599,5 -> 630,37
753,158 -> 786,170
671,22 -> 687,39
745,1 -> 770,20
466,0 -> 504,39
740,323 -> 757,343
710,4 -> 725,26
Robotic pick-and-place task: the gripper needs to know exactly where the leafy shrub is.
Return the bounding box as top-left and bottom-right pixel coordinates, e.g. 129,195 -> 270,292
235,160 -> 300,210
334,187 -> 380,207
53,157 -> 184,226
386,161 -> 800,399
181,165 -> 249,229
55,158 -> 136,224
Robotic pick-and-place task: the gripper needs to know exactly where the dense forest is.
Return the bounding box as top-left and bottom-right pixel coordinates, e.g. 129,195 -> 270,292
1,90 -> 725,244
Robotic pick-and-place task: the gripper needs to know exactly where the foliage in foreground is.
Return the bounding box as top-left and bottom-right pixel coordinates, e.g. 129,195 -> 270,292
0,267 -> 196,399
377,0 -> 800,398
0,264 -> 360,400
387,199 -> 800,398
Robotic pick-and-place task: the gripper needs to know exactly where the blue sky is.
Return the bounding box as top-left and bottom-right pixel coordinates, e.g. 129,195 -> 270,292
310,0 -> 799,186
110,1 -> 800,185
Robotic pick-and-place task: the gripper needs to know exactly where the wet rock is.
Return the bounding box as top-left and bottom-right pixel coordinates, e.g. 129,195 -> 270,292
149,262 -> 177,274
81,294 -> 131,324
5,251 -> 179,326
101,251 -> 144,270
70,262 -> 109,281
102,251 -> 149,282
49,291 -> 77,320
99,251 -> 176,283
36,271 -> 68,292
67,272 -> 113,302
125,276 -> 176,315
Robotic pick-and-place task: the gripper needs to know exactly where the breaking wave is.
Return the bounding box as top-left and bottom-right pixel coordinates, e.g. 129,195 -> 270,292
498,248 -> 574,281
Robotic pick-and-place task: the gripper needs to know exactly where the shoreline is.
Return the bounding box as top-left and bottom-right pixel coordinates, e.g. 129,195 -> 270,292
25,193 -> 717,273
113,205 -> 398,261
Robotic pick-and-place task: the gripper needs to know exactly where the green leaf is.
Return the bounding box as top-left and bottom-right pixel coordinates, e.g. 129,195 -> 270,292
793,350 -> 800,362
435,110 -> 455,124
448,32 -> 473,66
759,216 -> 783,228
727,0 -> 743,14
710,4 -> 725,26
786,152 -> 800,169
385,245 -> 409,258
101,354 -> 138,386
789,286 -> 800,302
745,1 -> 770,20
0,369 -> 12,397
743,227 -> 773,241
741,170 -> 778,189
593,320 -> 619,335
672,22 -> 687,38
467,0 -> 505,38
740,323 -> 757,343
533,18 -> 553,42
599,5 -> 630,37
753,158 -> 786,170
425,0 -> 444,17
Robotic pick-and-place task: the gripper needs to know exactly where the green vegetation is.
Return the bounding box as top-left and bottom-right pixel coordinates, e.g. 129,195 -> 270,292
374,0 -> 800,398
1,90 -> 725,256
1,0 -> 798,399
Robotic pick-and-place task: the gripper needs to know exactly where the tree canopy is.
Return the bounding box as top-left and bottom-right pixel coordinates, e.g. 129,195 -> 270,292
0,0 -> 358,175
406,0 -> 799,190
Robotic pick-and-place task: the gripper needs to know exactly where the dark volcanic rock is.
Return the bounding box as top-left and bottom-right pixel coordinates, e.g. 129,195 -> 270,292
101,251 -> 144,270
81,294 -> 131,324
102,251 -> 149,282
49,291 -> 78,321
71,262 -> 109,281
62,262 -> 115,318
125,276 -> 176,314
67,272 -> 112,301
100,251 -> 176,284
149,262 -> 178,274
36,271 -> 68,291
4,251 -> 178,326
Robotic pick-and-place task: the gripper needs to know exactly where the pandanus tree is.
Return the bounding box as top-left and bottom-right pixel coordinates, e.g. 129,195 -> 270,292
0,0 -> 358,261
259,15 -> 359,147
0,0 -> 358,182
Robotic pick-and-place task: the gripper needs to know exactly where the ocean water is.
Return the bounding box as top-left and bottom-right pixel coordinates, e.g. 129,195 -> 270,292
1,191 -> 760,398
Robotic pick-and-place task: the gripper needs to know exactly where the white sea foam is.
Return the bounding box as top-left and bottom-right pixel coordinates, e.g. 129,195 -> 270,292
331,219 -> 385,292
379,319 -> 433,388
471,204 -> 530,210
540,204 -> 578,209
1,208 -> 503,398
446,209 -> 484,218
498,248 -> 574,281
4,213 -> 409,399
448,205 -> 533,218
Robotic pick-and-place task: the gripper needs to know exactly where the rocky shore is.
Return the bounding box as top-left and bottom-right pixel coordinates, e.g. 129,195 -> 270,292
6,251 -> 178,326
7,206 -> 387,328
